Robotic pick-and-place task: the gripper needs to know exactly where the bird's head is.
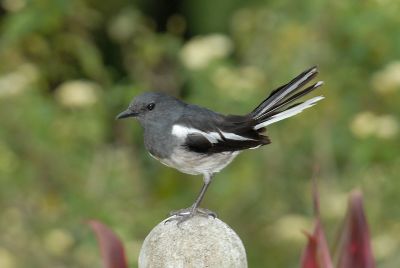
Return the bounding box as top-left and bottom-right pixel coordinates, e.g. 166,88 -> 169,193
116,92 -> 183,126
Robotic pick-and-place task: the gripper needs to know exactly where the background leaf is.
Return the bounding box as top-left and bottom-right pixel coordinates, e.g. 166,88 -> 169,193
301,177 -> 333,268
334,190 -> 375,268
89,220 -> 128,268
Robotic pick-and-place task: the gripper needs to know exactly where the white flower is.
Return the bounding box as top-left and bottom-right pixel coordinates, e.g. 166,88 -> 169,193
55,80 -> 100,108
350,111 -> 399,139
44,229 -> 74,256
180,34 -> 233,70
371,61 -> 400,94
350,112 -> 377,138
0,63 -> 39,98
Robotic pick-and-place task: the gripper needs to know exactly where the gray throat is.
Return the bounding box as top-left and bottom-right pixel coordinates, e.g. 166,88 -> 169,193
142,106 -> 185,159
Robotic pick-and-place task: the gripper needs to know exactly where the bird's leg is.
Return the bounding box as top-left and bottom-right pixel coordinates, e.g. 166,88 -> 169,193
191,179 -> 211,210
167,174 -> 217,224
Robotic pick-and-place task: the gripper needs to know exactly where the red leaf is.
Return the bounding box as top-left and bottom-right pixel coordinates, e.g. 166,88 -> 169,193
301,229 -> 319,268
88,220 -> 128,268
335,190 -> 375,268
302,219 -> 334,268
300,177 -> 334,268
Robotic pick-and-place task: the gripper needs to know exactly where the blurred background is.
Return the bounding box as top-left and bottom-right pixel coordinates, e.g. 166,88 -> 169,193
0,0 -> 400,267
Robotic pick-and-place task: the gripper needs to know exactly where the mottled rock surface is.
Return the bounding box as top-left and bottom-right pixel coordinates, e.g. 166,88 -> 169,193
139,216 -> 247,268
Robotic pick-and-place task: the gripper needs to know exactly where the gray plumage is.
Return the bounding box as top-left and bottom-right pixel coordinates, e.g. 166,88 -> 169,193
116,66 -> 324,223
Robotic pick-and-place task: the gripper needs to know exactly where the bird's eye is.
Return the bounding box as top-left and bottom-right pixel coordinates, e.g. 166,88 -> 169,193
147,103 -> 155,110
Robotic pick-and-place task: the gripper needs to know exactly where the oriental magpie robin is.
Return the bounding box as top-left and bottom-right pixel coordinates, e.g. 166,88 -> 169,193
116,66 -> 324,223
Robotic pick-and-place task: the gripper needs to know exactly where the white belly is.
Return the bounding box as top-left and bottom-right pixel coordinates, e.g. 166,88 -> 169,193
159,148 -> 239,175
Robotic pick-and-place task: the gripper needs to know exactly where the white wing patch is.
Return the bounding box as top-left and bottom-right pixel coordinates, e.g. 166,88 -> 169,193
171,125 -> 219,143
171,125 -> 254,143
254,96 -> 324,130
220,131 -> 253,141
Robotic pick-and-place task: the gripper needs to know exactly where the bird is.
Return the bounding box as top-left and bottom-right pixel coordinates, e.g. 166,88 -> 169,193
116,66 -> 324,223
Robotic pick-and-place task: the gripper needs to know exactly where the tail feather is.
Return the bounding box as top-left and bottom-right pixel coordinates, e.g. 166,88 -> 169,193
251,66 -> 318,119
254,96 -> 324,130
256,81 -> 324,122
251,67 -> 324,130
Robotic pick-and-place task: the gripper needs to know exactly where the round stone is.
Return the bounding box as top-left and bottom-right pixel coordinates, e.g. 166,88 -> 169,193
139,216 -> 247,268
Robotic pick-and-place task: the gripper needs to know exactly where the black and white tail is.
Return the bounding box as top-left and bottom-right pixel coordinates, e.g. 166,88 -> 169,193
250,66 -> 324,130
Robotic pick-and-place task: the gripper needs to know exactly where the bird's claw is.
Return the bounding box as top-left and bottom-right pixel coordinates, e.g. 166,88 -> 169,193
165,207 -> 217,225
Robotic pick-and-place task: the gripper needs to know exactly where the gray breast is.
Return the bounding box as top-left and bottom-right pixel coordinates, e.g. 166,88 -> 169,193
144,126 -> 179,159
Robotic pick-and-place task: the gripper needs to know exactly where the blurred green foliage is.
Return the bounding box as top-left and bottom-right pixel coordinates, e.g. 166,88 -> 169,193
1,0 -> 400,267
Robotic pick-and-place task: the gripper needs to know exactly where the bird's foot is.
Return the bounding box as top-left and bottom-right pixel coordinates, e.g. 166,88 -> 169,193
165,207 -> 217,225
169,207 -> 217,218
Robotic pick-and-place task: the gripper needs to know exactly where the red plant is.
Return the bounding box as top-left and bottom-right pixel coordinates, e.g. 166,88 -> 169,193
301,187 -> 376,268
88,220 -> 128,268
301,178 -> 334,268
334,190 -> 375,268
301,218 -> 333,268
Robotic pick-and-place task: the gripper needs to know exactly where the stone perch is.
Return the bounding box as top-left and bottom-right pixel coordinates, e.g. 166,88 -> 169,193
138,216 -> 247,268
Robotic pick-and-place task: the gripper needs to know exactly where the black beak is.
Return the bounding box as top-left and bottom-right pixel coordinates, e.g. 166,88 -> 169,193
115,109 -> 138,120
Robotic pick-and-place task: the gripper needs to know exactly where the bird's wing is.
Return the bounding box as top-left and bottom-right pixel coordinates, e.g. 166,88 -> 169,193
171,107 -> 270,154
